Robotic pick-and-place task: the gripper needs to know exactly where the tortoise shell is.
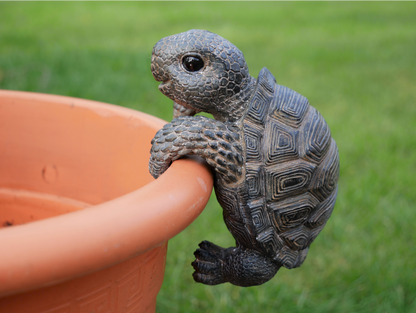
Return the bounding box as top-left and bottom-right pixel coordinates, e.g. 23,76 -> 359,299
216,67 -> 339,269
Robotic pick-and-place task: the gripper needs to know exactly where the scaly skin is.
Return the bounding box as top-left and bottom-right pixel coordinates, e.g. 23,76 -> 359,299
150,30 -> 280,287
149,116 -> 244,184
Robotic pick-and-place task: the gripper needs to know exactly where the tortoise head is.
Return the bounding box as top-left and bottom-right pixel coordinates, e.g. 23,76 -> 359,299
151,29 -> 255,122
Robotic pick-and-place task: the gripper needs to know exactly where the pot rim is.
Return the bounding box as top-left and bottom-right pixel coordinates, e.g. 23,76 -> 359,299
0,90 -> 213,297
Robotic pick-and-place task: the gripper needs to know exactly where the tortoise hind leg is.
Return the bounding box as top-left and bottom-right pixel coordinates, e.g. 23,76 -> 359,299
192,241 -> 281,287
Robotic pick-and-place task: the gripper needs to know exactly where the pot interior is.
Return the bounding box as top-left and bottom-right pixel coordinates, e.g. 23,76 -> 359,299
0,92 -> 161,227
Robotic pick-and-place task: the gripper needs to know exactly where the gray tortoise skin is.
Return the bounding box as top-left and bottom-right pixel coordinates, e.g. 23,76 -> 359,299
149,30 -> 339,287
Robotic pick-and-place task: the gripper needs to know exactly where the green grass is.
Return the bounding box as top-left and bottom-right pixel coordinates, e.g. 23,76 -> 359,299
1,2 -> 416,312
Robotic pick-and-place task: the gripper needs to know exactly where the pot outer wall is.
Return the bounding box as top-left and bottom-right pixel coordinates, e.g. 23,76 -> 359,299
0,245 -> 167,313
0,91 -> 213,313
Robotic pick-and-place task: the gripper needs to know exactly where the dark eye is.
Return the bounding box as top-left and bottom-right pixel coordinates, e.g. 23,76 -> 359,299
182,55 -> 204,72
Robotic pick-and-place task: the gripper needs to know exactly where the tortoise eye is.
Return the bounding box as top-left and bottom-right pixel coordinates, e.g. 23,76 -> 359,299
182,55 -> 204,72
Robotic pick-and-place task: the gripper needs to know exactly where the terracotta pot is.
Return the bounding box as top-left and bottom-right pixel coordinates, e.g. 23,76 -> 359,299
0,90 -> 213,313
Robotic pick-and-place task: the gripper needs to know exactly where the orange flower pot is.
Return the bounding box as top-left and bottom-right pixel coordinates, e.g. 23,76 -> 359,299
0,90 -> 213,313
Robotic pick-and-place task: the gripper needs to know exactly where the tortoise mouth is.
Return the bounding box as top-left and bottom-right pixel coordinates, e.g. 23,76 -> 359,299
158,80 -> 170,90
158,80 -> 174,98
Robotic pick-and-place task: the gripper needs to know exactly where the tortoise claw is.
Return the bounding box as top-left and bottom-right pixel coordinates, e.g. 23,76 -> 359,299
192,272 -> 224,286
194,248 -> 218,263
192,241 -> 225,285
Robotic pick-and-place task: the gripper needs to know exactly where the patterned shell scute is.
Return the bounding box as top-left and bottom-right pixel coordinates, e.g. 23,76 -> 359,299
246,163 -> 264,197
243,124 -> 263,163
268,192 -> 320,231
301,107 -> 331,163
265,160 -> 316,202
249,199 -> 269,234
306,186 -> 338,229
245,68 -> 276,127
243,67 -> 339,269
255,227 -> 284,257
217,185 -> 255,248
309,139 -> 340,201
269,84 -> 310,128
265,120 -> 299,166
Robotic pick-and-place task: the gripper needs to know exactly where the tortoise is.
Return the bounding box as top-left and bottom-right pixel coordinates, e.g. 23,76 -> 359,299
149,29 -> 339,287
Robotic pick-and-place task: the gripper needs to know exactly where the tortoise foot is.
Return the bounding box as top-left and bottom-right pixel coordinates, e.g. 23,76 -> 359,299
192,241 -> 228,285
192,241 -> 281,287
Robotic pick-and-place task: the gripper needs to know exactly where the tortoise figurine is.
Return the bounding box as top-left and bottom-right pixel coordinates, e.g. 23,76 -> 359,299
149,29 -> 339,287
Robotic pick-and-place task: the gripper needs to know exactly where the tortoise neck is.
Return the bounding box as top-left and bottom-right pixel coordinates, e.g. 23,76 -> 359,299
211,77 -> 256,124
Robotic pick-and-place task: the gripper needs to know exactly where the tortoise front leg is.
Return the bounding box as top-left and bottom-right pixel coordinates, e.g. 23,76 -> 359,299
173,102 -> 201,118
149,116 -> 244,183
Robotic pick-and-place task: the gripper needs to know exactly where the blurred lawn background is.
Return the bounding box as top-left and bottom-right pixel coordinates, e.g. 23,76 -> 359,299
1,2 -> 415,312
